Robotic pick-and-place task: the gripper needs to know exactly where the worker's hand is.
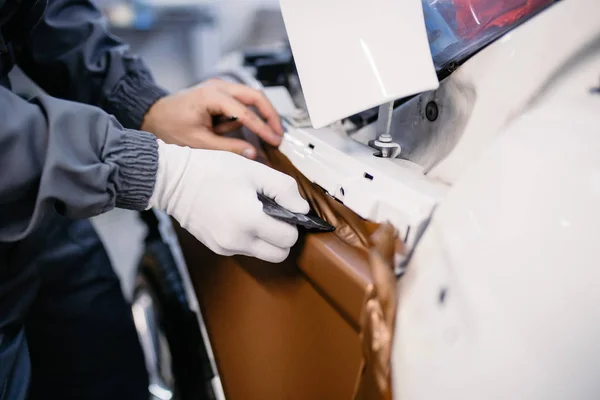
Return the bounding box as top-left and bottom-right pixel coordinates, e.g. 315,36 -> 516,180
141,79 -> 283,160
148,140 -> 309,263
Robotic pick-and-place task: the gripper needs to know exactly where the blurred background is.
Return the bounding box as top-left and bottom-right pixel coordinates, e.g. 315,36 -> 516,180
89,0 -> 289,299
96,0 -> 287,89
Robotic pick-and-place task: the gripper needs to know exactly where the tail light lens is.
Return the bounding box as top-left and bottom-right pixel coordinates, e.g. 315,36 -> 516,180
452,0 -> 553,39
423,0 -> 555,70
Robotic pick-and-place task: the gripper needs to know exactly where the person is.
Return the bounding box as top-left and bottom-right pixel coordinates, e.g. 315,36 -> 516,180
0,0 -> 309,398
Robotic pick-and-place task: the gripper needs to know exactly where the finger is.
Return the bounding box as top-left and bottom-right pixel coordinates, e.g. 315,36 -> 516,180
254,165 -> 310,214
255,213 -> 299,249
218,82 -> 284,138
189,130 -> 257,159
246,239 -> 290,264
208,92 -> 280,146
213,120 -> 243,134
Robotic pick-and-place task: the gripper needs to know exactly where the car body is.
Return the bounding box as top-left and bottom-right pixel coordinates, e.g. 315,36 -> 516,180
133,0 -> 600,398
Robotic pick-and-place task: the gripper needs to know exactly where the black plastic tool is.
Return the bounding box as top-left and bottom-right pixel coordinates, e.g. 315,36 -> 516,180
257,193 -> 335,232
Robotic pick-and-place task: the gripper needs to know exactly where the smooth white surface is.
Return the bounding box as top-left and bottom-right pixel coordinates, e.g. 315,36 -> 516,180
391,66 -> 600,399
279,0 -> 439,128
428,0 -> 600,184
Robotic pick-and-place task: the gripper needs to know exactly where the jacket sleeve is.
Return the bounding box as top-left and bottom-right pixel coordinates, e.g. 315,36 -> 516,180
14,0 -> 168,130
0,85 -> 158,243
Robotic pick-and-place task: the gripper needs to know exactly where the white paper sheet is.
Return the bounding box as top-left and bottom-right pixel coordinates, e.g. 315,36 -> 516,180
280,0 -> 439,128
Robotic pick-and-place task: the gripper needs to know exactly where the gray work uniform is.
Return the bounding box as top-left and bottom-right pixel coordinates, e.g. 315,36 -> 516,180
0,0 -> 167,398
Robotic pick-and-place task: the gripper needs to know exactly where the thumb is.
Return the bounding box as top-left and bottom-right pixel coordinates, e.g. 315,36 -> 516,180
192,132 -> 257,159
255,165 -> 310,214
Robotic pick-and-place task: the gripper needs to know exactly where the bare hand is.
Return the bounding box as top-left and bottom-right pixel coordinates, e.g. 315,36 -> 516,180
141,79 -> 283,159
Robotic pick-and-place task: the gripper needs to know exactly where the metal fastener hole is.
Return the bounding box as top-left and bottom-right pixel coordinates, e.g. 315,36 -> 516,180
425,101 -> 439,122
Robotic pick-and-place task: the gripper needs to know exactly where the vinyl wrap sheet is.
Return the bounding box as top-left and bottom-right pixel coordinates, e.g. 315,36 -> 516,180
175,134 -> 404,400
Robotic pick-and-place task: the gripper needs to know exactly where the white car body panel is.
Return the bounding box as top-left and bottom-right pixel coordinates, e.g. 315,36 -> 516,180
427,0 -> 600,183
393,95 -> 600,399
279,0 -> 439,128
350,0 -> 600,184
163,0 -> 600,397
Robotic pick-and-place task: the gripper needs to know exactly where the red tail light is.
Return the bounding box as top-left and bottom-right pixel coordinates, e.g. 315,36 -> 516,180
452,0 -> 553,39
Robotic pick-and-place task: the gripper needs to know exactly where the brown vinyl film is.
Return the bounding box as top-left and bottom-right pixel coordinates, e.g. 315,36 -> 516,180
355,224 -> 401,400
263,146 -> 381,252
176,138 -> 403,400
178,229 -> 365,400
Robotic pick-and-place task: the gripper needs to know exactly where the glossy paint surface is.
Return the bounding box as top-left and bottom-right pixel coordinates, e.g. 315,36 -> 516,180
279,0 -> 439,128
392,102 -> 600,398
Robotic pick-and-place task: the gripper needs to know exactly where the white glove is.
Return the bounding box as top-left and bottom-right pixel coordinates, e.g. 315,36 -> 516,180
148,140 -> 309,263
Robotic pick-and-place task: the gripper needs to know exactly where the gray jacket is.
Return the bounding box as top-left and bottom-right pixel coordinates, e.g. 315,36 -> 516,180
0,0 -> 167,242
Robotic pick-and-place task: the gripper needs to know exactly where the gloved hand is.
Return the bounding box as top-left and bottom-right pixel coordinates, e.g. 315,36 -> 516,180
148,140 -> 310,263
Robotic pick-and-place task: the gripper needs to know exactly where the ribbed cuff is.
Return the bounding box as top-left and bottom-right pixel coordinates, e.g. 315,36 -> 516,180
105,72 -> 169,130
114,129 -> 159,210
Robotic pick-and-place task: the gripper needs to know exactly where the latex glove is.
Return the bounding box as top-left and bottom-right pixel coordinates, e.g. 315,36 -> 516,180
141,79 -> 283,160
148,140 -> 309,263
